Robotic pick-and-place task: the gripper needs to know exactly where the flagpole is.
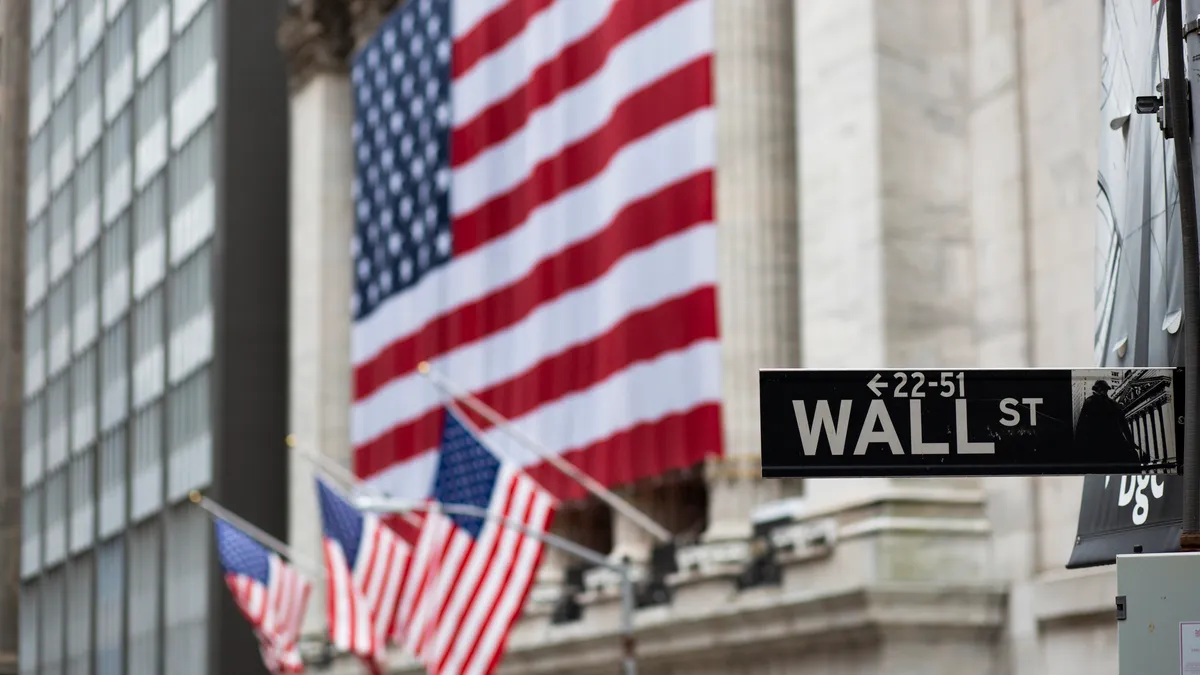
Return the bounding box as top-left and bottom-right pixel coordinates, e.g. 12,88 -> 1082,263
285,435 -> 424,528
417,361 -> 674,544
354,495 -> 640,675
188,490 -> 326,580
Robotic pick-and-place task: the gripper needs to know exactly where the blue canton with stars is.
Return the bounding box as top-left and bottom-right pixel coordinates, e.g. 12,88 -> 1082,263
433,408 -> 503,540
215,518 -> 272,585
351,0 -> 454,323
316,478 -> 367,569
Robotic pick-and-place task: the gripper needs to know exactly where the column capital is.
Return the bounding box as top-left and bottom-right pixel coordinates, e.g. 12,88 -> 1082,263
704,454 -> 762,483
277,0 -> 356,92
348,0 -> 401,49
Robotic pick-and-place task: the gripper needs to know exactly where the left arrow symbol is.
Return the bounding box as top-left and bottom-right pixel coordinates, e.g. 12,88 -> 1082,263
867,373 -> 889,397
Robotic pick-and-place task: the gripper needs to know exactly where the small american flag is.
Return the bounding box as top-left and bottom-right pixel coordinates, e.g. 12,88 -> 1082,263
316,478 -> 412,671
349,0 -> 724,502
214,519 -> 312,674
395,407 -> 557,675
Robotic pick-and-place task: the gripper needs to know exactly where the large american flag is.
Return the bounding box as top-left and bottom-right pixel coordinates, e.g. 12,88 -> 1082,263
349,0 -> 724,501
395,406 -> 556,674
315,478 -> 411,671
214,519 -> 312,674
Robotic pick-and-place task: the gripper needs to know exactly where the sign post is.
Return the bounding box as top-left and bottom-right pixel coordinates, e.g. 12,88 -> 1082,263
760,367 -> 1184,479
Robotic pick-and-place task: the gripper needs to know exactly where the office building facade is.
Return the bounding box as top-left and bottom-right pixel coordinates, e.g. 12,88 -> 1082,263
17,1 -> 290,673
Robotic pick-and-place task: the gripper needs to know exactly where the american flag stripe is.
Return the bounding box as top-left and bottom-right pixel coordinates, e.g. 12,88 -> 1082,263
322,541 -> 374,657
351,0 -> 722,504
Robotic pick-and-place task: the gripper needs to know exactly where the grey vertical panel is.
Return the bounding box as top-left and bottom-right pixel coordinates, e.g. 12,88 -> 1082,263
94,538 -> 125,675
41,570 -> 65,675
23,396 -> 44,487
51,0 -> 77,100
132,176 -> 166,299
19,584 -> 38,675
131,402 -> 162,520
166,244 -> 211,385
97,429 -> 127,537
99,319 -> 129,432
45,374 -> 68,469
24,303 -> 45,396
104,5 -> 134,122
43,468 -> 67,566
166,367 -> 209,501
70,348 -> 97,452
132,289 -> 164,407
73,149 -> 100,252
66,554 -> 94,675
27,214 -> 47,310
127,520 -> 160,675
71,249 -> 99,353
46,280 -> 70,375
49,87 -> 75,194
164,504 -> 207,675
68,448 -> 95,552
21,487 -> 41,578
75,53 -> 103,160
100,211 -> 130,327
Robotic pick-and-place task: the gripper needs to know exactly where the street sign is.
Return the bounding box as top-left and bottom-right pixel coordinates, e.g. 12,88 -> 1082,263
759,367 -> 1184,478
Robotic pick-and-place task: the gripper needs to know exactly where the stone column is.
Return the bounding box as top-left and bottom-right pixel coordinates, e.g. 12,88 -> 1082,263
0,0 -> 30,660
700,0 -> 800,543
278,0 -> 355,637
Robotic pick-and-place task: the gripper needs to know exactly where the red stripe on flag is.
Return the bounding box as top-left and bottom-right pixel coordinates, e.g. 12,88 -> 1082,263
451,0 -> 692,166
452,0 -> 557,78
451,56 -> 713,254
354,285 -> 720,477
352,171 -> 714,400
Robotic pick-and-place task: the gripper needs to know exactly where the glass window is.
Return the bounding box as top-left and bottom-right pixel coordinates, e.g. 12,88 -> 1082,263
74,150 -> 100,254
164,504 -> 207,675
135,64 -> 168,188
47,281 -> 70,376
44,468 -> 68,566
27,214 -> 47,309
29,44 -> 50,134
49,88 -> 75,191
100,320 -> 129,432
128,520 -> 160,675
168,125 -> 213,263
24,397 -> 44,487
28,128 -> 49,219
98,429 -> 127,537
133,289 -> 164,408
45,376 -> 69,470
95,538 -> 126,675
134,175 -> 165,297
49,184 -> 73,284
76,54 -> 102,159
103,109 -> 132,224
169,4 -> 215,149
40,570 -> 65,675
167,245 -> 211,382
105,5 -> 134,121
136,0 -> 170,79
66,554 -> 94,675
167,368 -> 210,501
79,0 -> 105,60
131,402 -> 162,520
19,583 -> 38,675
69,449 -> 96,553
72,248 -> 99,353
172,0 -> 207,34
52,2 -> 77,100
31,0 -> 51,47
70,349 -> 97,451
21,488 -> 41,578
25,305 -> 45,397
101,213 -> 130,326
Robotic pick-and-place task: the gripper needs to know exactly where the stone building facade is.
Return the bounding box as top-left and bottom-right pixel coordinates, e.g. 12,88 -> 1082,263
280,0 -> 1111,673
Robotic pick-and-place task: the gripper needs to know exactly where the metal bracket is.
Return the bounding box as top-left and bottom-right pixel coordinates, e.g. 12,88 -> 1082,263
1185,16 -> 1200,38
1116,594 -> 1128,621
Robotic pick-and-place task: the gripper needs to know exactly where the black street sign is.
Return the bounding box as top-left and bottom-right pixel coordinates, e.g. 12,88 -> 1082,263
759,367 -> 1184,478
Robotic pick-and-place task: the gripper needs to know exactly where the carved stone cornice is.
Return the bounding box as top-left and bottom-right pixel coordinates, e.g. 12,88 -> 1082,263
277,0 -> 356,91
348,0 -> 401,50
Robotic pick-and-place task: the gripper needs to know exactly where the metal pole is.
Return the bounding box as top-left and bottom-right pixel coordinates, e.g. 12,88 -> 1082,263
188,491 -> 326,579
418,361 -> 674,543
1166,0 -> 1200,548
355,496 -> 639,675
286,435 -> 424,528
